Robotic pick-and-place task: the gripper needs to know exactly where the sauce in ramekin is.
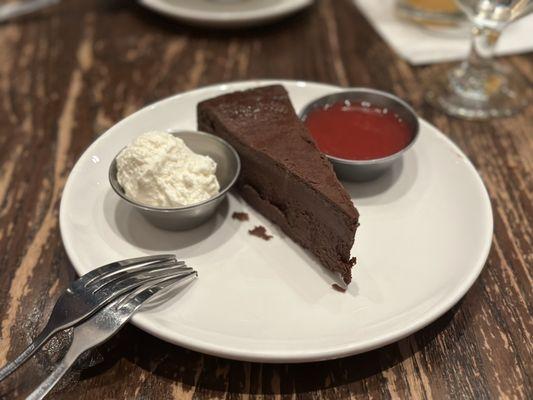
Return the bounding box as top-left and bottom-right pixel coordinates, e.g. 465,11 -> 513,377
305,100 -> 413,160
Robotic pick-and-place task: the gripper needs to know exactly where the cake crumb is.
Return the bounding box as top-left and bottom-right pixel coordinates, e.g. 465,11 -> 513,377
248,225 -> 273,241
332,283 -> 346,293
232,212 -> 249,221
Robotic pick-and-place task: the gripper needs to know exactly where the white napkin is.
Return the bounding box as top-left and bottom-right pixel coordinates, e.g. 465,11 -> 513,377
354,0 -> 533,65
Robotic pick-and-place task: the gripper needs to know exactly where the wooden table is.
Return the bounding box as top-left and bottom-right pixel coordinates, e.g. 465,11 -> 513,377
0,0 -> 531,398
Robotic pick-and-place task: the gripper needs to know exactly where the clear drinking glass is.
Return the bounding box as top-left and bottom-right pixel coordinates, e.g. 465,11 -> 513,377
426,0 -> 533,119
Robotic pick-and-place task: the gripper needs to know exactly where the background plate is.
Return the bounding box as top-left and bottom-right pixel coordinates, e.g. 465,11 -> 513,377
138,0 -> 314,28
60,80 -> 493,363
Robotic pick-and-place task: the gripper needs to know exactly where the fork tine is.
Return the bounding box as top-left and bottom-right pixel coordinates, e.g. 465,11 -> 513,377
133,270 -> 198,308
89,259 -> 187,292
115,270 -> 198,309
83,254 -> 176,287
90,263 -> 193,302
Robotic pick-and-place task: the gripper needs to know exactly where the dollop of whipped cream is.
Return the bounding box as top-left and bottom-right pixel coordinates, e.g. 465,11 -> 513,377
116,131 -> 220,207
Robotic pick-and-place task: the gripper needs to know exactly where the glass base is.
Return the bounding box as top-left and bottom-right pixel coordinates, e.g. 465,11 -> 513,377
426,61 -> 529,120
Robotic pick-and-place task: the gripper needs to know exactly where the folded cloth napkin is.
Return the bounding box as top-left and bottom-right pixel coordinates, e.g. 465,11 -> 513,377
354,0 -> 533,65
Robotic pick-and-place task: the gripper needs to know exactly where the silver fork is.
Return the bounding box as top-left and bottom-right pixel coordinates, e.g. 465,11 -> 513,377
27,270 -> 197,400
0,254 -> 192,381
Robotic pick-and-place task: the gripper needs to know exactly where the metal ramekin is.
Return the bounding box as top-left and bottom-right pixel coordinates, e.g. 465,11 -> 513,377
300,89 -> 419,181
109,130 -> 241,230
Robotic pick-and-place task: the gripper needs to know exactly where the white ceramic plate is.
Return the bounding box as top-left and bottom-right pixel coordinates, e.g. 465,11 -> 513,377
138,0 -> 314,28
60,80 -> 493,363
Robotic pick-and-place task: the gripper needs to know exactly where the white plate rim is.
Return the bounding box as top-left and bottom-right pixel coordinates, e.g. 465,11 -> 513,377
138,0 -> 314,26
60,79 -> 493,363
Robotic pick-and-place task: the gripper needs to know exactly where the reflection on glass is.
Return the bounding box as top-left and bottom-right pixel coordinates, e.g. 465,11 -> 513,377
426,0 -> 533,119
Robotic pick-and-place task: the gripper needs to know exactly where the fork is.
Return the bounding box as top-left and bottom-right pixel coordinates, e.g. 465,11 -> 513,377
0,254 -> 192,381
27,270 -> 197,400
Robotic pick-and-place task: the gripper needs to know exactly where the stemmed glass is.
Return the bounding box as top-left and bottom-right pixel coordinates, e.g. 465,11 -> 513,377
427,0 -> 533,119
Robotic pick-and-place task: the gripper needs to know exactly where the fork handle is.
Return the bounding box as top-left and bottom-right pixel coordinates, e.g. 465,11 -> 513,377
0,326 -> 54,381
26,346 -> 80,400
26,318 -> 103,400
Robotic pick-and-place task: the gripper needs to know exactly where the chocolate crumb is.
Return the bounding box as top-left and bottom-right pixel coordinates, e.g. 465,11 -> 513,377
248,225 -> 273,241
232,212 -> 249,221
332,283 -> 346,293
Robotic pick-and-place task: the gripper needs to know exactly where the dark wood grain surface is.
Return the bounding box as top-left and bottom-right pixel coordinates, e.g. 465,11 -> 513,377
0,0 -> 531,398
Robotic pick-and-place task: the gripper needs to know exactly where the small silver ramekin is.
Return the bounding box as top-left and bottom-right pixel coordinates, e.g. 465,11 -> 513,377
109,130 -> 241,231
299,89 -> 419,181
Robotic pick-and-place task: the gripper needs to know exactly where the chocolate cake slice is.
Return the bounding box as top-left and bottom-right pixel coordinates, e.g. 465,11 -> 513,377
197,85 -> 359,283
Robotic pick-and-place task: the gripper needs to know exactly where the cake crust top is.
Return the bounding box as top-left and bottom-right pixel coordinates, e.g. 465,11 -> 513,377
198,85 -> 358,219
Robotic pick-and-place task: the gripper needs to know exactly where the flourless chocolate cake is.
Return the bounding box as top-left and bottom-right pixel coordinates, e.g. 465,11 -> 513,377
197,85 -> 359,283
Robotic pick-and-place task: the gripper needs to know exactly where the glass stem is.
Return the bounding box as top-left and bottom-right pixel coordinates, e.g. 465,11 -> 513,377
465,24 -> 501,71
451,24 -> 503,101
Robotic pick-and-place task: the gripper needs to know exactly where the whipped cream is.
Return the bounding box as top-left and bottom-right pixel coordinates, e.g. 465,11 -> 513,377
116,131 -> 220,207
